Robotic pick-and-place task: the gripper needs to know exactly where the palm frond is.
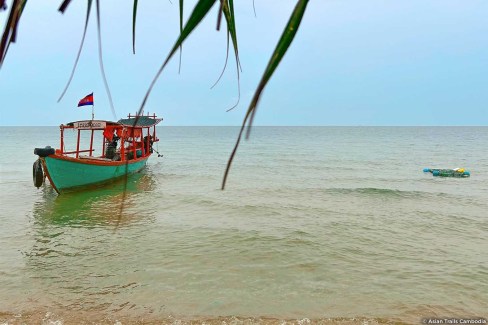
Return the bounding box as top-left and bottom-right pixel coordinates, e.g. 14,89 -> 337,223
220,0 -> 241,111
132,0 -> 138,54
58,0 -> 93,102
58,0 -> 72,13
228,0 -> 240,71
137,0 -> 217,115
9,0 -> 26,43
222,0 -> 310,189
0,0 -> 23,67
210,31 -> 230,89
216,0 -> 223,31
178,0 -> 183,73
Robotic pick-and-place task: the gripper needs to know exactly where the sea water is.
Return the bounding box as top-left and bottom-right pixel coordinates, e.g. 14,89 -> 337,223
0,126 -> 487,324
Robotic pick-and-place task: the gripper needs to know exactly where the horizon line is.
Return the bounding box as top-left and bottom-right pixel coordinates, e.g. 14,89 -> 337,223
1,125 -> 487,127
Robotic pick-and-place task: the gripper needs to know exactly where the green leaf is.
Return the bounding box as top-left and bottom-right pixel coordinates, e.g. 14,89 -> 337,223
138,0 -> 217,114
0,0 -> 26,67
222,0 -> 310,189
178,0 -> 183,73
132,0 -> 138,54
0,1 -> 17,65
218,0 -> 241,111
216,0 -> 223,31
58,0 -> 72,13
223,0 -> 241,70
179,0 -> 184,32
10,0 -> 26,43
58,0 -> 93,102
210,31 -> 230,89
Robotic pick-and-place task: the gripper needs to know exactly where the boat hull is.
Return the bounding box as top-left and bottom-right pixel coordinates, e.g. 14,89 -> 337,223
42,155 -> 149,193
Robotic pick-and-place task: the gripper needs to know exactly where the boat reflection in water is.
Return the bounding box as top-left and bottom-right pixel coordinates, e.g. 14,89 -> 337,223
32,171 -> 157,227
21,171 -> 159,319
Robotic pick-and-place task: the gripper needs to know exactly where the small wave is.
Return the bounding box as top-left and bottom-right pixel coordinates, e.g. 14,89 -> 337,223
0,180 -> 30,185
320,188 -> 488,209
324,187 -> 425,199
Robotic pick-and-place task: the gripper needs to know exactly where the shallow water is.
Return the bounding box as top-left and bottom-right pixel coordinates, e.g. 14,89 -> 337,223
0,126 -> 487,324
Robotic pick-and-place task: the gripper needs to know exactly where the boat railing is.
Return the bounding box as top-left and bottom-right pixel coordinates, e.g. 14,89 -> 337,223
62,149 -> 95,155
127,113 -> 158,119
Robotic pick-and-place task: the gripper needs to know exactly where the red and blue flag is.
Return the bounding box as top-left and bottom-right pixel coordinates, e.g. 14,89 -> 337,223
78,93 -> 94,107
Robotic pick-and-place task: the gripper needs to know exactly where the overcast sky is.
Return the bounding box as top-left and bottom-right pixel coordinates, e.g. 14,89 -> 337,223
0,0 -> 487,126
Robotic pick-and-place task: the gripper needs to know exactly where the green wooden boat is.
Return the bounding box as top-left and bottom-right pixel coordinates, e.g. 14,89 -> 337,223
33,113 -> 162,194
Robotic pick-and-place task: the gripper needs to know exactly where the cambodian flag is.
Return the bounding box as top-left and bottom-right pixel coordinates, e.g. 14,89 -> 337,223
78,93 -> 94,107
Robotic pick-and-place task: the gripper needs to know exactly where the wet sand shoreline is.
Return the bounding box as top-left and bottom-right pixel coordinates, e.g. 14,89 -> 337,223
0,311 -> 413,325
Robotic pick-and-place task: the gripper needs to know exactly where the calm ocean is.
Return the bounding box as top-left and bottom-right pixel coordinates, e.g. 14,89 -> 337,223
0,126 -> 487,324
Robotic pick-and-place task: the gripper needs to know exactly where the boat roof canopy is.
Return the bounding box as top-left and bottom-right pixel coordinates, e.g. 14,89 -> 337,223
117,116 -> 162,127
65,116 -> 162,129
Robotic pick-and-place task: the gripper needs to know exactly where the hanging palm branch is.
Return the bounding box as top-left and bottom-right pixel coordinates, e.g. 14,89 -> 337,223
222,0 -> 310,189
0,0 -> 27,67
57,0 -> 93,103
132,0 -> 138,54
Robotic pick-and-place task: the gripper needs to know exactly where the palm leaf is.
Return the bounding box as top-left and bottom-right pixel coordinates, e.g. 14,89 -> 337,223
0,0 -> 20,67
3,0 -> 24,59
179,0 -> 184,37
209,31 -> 240,112
221,0 -> 310,189
220,0 -> 241,111
132,0 -> 138,54
137,0 -> 217,115
57,0 -> 93,102
209,0 -> 241,110
10,0 -> 26,43
227,0 -> 240,70
216,0 -> 223,30
58,0 -> 72,13
178,0 -> 183,73
210,31 -> 230,89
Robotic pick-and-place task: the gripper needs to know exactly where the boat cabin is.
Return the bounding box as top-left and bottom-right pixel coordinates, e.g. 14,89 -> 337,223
58,113 -> 162,162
